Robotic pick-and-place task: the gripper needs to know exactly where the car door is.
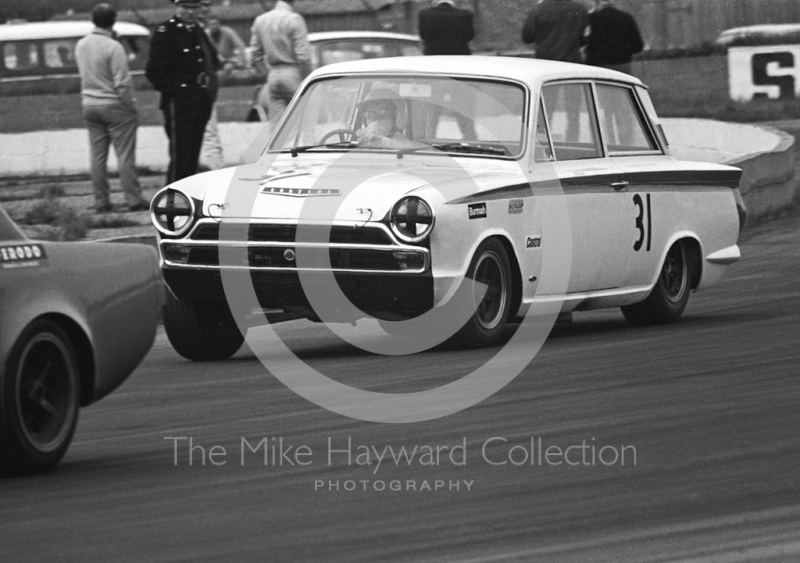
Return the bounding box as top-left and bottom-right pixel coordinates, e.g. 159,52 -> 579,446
594,82 -> 666,289
537,81 -> 631,295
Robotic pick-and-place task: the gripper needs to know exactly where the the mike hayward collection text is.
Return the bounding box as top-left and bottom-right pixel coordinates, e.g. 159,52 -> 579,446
165,436 -> 638,471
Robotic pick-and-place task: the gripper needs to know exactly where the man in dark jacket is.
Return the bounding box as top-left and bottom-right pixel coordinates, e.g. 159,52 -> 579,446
417,0 -> 475,56
521,0 -> 588,64
146,0 -> 220,183
584,0 -> 644,75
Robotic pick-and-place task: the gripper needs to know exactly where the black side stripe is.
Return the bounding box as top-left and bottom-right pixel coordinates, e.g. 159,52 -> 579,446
448,168 -> 741,205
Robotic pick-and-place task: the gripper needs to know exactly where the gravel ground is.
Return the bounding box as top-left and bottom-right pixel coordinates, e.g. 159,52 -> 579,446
0,175 -> 164,242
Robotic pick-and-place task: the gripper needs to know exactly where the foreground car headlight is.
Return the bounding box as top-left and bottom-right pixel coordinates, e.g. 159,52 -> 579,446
390,196 -> 434,243
151,189 -> 195,237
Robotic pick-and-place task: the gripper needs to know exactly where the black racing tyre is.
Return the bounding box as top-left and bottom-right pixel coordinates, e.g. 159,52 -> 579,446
162,292 -> 244,361
451,238 -> 513,348
0,320 -> 80,476
622,239 -> 693,325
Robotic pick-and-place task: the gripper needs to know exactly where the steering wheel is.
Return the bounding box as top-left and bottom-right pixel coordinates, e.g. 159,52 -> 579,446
320,128 -> 357,144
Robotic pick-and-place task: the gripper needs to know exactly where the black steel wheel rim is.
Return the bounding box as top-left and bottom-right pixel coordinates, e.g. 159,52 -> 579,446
15,334 -> 76,451
662,243 -> 688,303
474,251 -> 507,330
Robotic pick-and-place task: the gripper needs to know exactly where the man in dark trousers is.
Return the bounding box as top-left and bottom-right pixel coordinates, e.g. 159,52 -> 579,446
521,0 -> 588,64
417,0 -> 475,55
584,0 -> 644,75
146,0 -> 220,184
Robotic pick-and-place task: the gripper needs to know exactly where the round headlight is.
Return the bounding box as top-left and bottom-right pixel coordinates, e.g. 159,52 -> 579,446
151,188 -> 195,237
390,196 -> 434,243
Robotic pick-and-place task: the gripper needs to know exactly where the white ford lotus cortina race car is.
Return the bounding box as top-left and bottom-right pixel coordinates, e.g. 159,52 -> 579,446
150,56 -> 746,361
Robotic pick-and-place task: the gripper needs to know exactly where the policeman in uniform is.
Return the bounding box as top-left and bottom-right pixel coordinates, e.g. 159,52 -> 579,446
146,0 -> 220,183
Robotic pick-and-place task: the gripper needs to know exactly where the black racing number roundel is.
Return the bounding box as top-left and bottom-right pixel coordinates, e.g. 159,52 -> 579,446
633,193 -> 652,252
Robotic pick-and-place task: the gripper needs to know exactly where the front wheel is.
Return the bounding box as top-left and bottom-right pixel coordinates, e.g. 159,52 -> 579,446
0,320 -> 81,476
451,238 -> 513,348
622,239 -> 693,325
162,292 -> 244,361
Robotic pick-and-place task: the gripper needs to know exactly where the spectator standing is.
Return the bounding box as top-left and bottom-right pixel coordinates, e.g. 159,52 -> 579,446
249,0 -> 312,122
521,0 -> 588,64
206,17 -> 246,73
417,0 -> 475,55
146,0 -> 220,184
584,0 -> 644,75
417,0 -> 476,140
75,4 -> 148,212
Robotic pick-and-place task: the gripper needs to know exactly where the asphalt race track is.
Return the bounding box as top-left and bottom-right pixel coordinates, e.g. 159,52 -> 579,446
2,215 -> 799,562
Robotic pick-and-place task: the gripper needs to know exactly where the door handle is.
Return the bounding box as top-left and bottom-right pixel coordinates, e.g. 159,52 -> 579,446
610,181 -> 629,190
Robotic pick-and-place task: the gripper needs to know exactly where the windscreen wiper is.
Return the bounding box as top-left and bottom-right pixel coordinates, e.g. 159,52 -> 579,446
289,141 -> 358,156
396,142 -> 508,159
430,142 -> 508,155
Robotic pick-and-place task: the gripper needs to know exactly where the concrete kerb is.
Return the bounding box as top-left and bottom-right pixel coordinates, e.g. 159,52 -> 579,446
727,125 -> 796,222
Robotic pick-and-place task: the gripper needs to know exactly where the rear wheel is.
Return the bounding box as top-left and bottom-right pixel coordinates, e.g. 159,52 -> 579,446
622,239 -> 693,325
162,292 -> 244,361
0,320 -> 80,476
451,238 -> 512,348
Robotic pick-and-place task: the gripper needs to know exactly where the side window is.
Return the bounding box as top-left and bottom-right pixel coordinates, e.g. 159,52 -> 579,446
3,42 -> 39,70
44,40 -> 77,69
541,83 -> 602,161
533,99 -> 553,162
596,84 -> 657,153
319,41 -> 384,66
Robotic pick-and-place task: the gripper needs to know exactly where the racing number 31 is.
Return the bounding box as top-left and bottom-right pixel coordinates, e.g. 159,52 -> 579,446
633,193 -> 651,252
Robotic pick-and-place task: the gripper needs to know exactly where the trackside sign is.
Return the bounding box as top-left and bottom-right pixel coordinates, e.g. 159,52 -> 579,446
728,45 -> 800,101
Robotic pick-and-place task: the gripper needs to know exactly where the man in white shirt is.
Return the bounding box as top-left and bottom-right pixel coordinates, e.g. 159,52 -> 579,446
249,0 -> 312,122
75,3 -> 147,212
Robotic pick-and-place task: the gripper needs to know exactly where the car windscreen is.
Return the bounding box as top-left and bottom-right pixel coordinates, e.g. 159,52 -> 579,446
268,75 -> 527,158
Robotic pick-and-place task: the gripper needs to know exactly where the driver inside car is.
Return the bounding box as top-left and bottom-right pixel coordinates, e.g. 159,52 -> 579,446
355,89 -> 416,149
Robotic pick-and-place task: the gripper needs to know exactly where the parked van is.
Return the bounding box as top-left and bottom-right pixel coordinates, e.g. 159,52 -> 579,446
0,21 -> 150,96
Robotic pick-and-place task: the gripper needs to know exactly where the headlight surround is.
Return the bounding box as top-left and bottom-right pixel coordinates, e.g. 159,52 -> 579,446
390,196 -> 435,244
151,188 -> 195,237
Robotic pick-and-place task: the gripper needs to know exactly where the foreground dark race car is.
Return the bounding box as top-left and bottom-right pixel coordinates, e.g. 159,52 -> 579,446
0,207 -> 161,476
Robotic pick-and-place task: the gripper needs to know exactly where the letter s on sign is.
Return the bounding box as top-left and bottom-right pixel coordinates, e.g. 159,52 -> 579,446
751,52 -> 795,100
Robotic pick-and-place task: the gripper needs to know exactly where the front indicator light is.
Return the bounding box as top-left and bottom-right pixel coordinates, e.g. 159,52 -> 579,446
393,251 -> 425,270
390,196 -> 434,243
164,244 -> 190,264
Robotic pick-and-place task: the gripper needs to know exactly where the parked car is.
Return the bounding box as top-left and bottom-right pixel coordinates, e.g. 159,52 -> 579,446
151,56 -> 747,361
0,20 -> 150,96
246,31 -> 421,121
0,207 -> 161,475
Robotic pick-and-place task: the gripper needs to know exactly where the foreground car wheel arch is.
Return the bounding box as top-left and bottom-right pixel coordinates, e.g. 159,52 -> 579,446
622,238 -> 696,325
0,319 -> 81,476
162,291 -> 244,361
451,237 -> 514,348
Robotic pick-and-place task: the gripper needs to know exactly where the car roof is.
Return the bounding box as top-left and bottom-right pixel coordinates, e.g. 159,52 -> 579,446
308,31 -> 420,44
0,21 -> 150,42
311,55 -> 644,87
